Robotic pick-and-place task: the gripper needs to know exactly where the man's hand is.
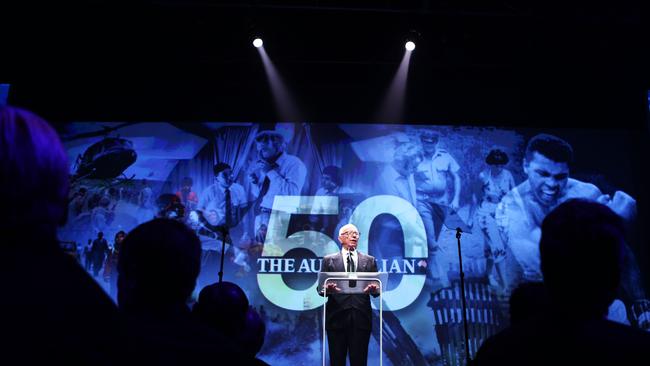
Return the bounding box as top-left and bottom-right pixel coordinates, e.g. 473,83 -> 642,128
256,160 -> 276,174
195,209 -> 207,223
632,300 -> 650,331
449,199 -> 460,213
609,191 -> 636,222
249,172 -> 259,185
325,281 -> 341,294
363,283 -> 379,295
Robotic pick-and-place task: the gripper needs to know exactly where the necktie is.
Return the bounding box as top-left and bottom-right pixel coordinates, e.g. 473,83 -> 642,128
347,252 -> 355,273
347,252 -> 357,288
259,176 -> 271,199
225,188 -> 232,227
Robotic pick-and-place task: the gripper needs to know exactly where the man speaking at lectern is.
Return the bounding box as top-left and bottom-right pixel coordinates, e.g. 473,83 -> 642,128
319,223 -> 379,366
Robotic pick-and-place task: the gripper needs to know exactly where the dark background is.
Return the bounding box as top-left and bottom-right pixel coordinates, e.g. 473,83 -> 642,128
2,0 -> 650,285
1,0 -> 648,128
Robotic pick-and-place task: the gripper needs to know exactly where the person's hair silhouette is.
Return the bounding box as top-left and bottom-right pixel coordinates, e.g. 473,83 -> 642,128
474,199 -> 650,365
118,218 -> 201,310
1,106 -> 121,364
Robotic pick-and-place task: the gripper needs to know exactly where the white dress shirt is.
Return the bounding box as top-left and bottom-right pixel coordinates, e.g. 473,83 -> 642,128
252,152 -> 307,210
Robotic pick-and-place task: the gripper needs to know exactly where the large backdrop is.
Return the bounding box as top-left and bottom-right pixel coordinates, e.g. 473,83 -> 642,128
58,122 -> 649,366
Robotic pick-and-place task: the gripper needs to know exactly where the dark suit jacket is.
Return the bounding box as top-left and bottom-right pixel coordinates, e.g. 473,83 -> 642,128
319,251 -> 379,330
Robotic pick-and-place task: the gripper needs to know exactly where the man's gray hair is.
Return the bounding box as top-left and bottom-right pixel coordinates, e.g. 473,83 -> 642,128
339,223 -> 359,237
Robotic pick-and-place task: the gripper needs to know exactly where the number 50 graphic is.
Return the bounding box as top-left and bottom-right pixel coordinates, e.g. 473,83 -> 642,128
257,195 -> 428,311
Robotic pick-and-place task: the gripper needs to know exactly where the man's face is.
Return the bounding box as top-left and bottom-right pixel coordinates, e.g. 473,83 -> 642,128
339,227 -> 360,251
422,140 -> 438,155
116,233 -> 125,244
321,174 -> 338,192
216,168 -> 233,188
524,152 -> 569,206
256,136 -> 281,160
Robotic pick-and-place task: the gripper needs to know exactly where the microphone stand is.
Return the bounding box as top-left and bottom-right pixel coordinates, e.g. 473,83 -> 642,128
456,227 -> 471,364
195,211 -> 231,284
196,185 -> 258,284
217,225 -> 229,283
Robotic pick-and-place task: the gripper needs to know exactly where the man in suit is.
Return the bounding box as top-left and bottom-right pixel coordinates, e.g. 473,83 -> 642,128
319,223 -> 379,366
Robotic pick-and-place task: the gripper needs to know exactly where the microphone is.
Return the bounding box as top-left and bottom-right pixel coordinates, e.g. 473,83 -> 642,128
456,227 -> 463,239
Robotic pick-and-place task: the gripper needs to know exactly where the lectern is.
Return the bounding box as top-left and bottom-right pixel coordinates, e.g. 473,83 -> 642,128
317,272 -> 388,366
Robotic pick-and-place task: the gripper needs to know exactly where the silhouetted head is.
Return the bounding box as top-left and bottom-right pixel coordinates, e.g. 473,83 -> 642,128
509,282 -> 548,325
192,281 -> 249,334
117,219 -> 201,311
540,199 -> 624,318
0,106 -> 69,235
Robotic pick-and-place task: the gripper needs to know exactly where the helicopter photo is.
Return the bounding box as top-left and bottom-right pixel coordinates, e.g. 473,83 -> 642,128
60,122 -> 211,241
67,123 -> 138,183
73,136 -> 137,180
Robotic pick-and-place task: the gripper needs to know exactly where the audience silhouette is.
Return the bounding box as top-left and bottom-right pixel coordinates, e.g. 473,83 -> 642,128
508,282 -> 548,325
0,105 -> 265,364
474,199 -> 650,365
193,282 -> 249,334
7,104 -> 650,366
118,218 -> 256,364
193,281 -> 268,364
240,306 -> 267,360
0,106 -> 121,364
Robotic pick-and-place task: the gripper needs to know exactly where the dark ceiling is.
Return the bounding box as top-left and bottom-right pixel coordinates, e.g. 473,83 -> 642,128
1,1 -> 648,128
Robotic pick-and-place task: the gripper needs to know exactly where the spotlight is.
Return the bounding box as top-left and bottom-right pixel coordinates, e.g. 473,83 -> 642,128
253,38 -> 263,48
405,41 -> 415,51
